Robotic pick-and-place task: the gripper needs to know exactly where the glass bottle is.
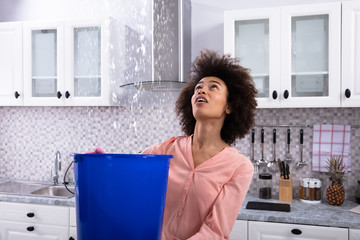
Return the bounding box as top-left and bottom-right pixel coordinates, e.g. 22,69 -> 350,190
259,173 -> 272,199
314,179 -> 322,201
303,179 -> 309,200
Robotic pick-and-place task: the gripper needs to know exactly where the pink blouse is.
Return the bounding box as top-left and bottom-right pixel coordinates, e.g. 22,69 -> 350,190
142,136 -> 254,240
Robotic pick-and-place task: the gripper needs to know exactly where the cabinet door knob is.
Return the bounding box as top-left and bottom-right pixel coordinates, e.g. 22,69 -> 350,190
65,91 -> 71,99
27,212 -> 35,218
27,226 -> 35,232
283,90 -> 289,99
272,90 -> 278,99
14,91 -> 20,99
291,228 -> 302,235
345,89 -> 351,98
57,91 -> 62,99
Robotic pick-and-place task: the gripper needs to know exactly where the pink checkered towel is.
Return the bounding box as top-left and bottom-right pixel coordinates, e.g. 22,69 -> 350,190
312,124 -> 351,172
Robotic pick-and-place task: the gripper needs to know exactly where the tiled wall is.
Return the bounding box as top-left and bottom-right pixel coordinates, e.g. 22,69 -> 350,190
0,106 -> 359,202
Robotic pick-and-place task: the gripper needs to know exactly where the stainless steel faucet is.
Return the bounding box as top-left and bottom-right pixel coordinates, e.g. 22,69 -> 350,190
53,151 -> 62,185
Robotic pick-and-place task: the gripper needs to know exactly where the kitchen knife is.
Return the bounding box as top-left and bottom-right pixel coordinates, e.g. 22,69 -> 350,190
285,163 -> 290,179
281,161 -> 286,179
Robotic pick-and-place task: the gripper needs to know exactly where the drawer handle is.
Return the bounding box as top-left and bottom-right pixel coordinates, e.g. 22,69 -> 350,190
291,228 -> 302,235
27,212 -> 35,218
27,226 -> 35,232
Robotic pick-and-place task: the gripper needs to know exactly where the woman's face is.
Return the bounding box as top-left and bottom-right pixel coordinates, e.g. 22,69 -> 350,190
191,76 -> 231,122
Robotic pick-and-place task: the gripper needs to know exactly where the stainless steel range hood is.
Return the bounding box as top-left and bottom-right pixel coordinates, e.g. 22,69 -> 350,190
119,0 -> 191,92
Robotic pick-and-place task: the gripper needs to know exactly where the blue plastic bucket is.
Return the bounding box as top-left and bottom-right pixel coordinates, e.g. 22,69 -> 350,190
74,153 -> 171,240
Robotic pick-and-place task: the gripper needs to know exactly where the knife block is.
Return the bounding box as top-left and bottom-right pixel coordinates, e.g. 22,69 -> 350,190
279,174 -> 293,202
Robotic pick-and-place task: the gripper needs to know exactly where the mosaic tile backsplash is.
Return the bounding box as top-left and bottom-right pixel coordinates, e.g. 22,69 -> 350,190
0,106 -> 359,202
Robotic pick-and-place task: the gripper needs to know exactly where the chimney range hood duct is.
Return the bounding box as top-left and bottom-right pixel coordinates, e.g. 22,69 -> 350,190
119,0 -> 191,92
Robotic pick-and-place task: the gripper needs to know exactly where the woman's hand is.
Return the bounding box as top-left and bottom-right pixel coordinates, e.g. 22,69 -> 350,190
85,147 -> 105,154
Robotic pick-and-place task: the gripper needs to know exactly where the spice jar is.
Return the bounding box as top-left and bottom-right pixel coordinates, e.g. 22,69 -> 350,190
309,180 -> 315,201
314,179 -> 322,201
303,179 -> 309,200
259,173 -> 272,199
299,180 -> 304,199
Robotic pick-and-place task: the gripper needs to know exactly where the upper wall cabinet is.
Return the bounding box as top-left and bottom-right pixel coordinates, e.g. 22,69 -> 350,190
0,22 -> 23,106
224,2 -> 341,108
342,1 -> 360,107
64,19 -> 110,106
23,20 -> 65,106
22,19 -> 109,106
224,8 -> 281,108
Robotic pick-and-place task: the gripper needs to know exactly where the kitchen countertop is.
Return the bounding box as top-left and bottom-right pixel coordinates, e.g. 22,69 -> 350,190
238,194 -> 360,229
0,178 -> 75,207
1,177 -> 359,229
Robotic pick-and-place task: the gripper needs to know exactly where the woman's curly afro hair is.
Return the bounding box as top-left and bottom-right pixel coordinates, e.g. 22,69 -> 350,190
175,49 -> 258,145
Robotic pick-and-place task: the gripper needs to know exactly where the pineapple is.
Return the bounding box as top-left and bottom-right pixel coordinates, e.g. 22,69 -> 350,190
325,155 -> 346,206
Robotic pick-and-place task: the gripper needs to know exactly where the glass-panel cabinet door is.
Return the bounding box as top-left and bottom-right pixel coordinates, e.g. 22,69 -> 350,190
235,19 -> 269,98
224,8 -> 281,108
74,26 -> 101,97
281,3 -> 341,107
32,29 -> 58,97
291,15 -> 329,97
65,19 -> 110,106
23,21 -> 65,106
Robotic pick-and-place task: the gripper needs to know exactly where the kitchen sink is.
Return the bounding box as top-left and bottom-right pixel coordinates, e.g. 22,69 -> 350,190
31,185 -> 75,198
0,181 -> 48,195
0,181 -> 74,198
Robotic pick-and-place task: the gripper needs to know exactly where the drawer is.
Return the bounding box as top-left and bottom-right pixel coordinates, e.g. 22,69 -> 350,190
0,202 -> 69,226
0,220 -> 69,238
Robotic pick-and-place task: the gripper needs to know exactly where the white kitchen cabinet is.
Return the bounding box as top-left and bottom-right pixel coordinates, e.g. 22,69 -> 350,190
0,202 -> 69,240
224,2 -> 341,108
0,22 -> 23,106
64,19 -> 110,106
230,220 -> 247,240
280,3 -> 341,108
22,19 -> 109,106
350,228 -> 360,240
248,221 -> 348,240
224,8 -> 281,108
342,1 -> 360,107
69,207 -> 77,240
0,220 -> 68,240
23,20 -> 65,106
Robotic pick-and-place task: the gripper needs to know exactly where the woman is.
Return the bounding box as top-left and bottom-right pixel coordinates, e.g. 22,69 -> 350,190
142,49 -> 258,240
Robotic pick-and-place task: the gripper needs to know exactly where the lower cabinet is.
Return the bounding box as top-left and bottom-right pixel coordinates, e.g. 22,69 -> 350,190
230,220 -> 247,240
69,207 -> 77,240
231,220 -> 349,240
350,228 -> 360,240
0,202 -> 71,240
0,220 -> 68,240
